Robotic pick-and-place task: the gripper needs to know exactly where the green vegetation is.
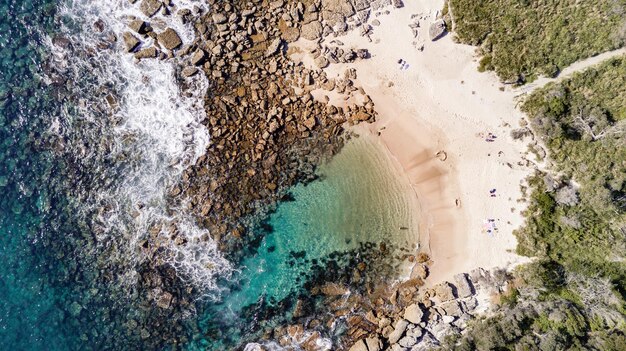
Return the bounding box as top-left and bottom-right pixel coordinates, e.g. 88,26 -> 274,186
518,56 -> 626,270
438,57 -> 626,350
448,0 -> 626,82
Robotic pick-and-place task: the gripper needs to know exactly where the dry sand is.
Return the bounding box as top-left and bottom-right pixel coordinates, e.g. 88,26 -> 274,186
291,0 -> 535,284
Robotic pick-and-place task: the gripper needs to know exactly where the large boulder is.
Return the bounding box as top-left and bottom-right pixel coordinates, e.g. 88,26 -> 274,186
139,0 -> 162,17
349,339 -> 368,351
439,300 -> 463,317
128,19 -> 147,34
281,26 -> 300,42
388,319 -> 409,344
123,32 -> 141,52
433,282 -> 456,301
190,49 -> 206,65
406,325 -> 423,338
454,273 -> 474,298
403,303 -> 424,324
321,0 -> 355,17
157,28 -> 182,50
365,336 -> 383,351
398,335 -> 417,348
134,46 -> 158,59
300,21 -> 323,40
429,19 -> 447,41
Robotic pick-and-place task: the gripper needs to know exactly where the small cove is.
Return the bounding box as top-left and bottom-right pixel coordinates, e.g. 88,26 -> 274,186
239,133 -> 420,304
193,133 -> 421,349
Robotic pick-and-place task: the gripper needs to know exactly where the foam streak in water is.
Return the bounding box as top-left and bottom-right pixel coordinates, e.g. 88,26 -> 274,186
46,0 -> 232,297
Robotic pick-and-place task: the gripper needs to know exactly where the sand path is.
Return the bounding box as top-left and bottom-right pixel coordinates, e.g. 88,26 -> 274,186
515,47 -> 626,95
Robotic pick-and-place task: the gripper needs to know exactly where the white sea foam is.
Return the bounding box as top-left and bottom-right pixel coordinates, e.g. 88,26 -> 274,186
46,0 -> 233,297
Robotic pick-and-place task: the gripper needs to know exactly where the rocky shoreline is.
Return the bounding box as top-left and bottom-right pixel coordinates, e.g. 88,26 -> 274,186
108,0 -> 465,349
255,263 -> 513,351
122,0 -> 383,255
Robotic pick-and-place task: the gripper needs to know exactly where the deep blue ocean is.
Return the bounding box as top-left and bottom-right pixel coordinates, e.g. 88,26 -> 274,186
0,1 -> 417,350
0,0 -> 82,348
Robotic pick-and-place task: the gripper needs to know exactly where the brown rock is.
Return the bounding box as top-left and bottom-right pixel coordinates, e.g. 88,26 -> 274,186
181,66 -> 198,77
304,117 -> 316,130
350,111 -> 371,122
411,263 -> 428,279
156,291 -> 173,309
320,282 -> 349,296
365,337 -> 383,351
404,303 -> 424,324
123,32 -> 141,52
281,26 -> 300,42
129,19 -> 147,34
433,282 -> 456,301
300,21 -> 323,40
265,38 -> 282,57
191,49 -> 206,65
314,55 -> 329,68
134,46 -> 157,59
140,0 -> 162,17
157,28 -> 182,50
212,13 -> 227,24
348,340 -> 368,351
321,0 -> 355,17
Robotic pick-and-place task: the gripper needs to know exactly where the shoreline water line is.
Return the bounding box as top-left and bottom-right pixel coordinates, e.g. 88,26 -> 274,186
2,0 -> 425,348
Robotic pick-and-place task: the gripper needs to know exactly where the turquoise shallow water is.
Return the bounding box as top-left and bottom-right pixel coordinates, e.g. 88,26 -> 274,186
0,1 -> 419,349
190,135 -> 419,349
233,135 -> 417,307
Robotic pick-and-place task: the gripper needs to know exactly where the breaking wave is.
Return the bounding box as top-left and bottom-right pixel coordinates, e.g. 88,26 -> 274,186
45,0 -> 232,297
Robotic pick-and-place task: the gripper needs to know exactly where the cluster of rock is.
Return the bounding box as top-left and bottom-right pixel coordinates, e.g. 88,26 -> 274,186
121,0 -> 194,59
348,267 -> 512,351
173,1 -> 382,251
298,0 -> 404,40
251,264 -> 512,351
109,0 -> 460,348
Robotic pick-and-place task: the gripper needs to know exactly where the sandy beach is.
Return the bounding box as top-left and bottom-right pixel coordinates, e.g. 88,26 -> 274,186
290,0 -> 532,284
